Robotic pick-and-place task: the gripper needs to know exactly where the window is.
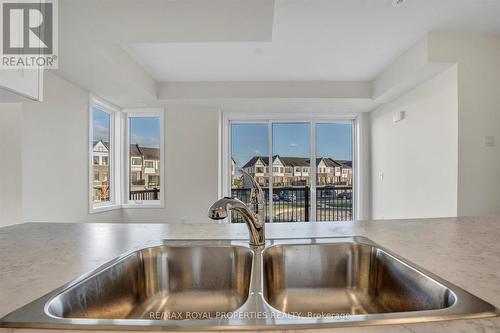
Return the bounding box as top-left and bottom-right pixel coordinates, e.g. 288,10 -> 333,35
273,122 -> 311,222
149,175 -> 160,186
131,157 -> 142,166
89,96 -> 164,212
316,123 -> 353,221
224,113 -> 356,223
126,111 -> 164,206
230,123 -> 270,222
89,102 -> 114,208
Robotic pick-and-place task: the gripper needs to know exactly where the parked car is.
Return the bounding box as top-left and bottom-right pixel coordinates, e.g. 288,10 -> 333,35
320,189 -> 336,198
279,193 -> 292,202
337,192 -> 352,200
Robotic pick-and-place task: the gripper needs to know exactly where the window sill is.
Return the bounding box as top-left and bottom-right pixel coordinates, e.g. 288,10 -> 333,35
89,203 -> 121,214
89,202 -> 164,214
121,201 -> 164,209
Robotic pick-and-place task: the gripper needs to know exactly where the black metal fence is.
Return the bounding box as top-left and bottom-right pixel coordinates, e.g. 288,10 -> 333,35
316,187 -> 352,221
130,188 -> 160,201
231,188 -> 270,223
230,186 -> 352,223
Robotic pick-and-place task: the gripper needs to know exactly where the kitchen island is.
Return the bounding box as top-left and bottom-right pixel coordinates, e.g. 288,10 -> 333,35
1,217 -> 499,332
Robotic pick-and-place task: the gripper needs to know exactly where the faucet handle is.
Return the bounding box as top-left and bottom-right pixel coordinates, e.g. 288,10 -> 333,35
240,169 -> 265,224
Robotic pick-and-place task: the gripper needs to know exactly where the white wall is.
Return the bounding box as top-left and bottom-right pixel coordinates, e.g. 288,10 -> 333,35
370,66 -> 458,219
21,72 -> 122,223
428,32 -> 500,217
0,104 -> 23,227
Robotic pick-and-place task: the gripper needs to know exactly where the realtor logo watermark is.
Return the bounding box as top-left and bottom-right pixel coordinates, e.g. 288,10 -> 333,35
0,0 -> 58,68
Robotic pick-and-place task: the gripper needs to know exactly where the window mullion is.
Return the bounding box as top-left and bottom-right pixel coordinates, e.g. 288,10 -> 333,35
268,120 -> 273,223
310,121 -> 317,222
113,111 -> 122,206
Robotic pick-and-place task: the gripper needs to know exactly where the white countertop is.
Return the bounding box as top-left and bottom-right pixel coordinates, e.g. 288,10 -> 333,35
1,217 -> 500,332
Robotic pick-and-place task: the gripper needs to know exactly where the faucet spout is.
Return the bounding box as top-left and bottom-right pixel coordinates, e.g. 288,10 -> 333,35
207,169 -> 265,247
208,197 -> 265,247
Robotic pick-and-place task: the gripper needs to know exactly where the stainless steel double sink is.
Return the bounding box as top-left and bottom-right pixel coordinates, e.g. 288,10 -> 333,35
1,237 -> 497,330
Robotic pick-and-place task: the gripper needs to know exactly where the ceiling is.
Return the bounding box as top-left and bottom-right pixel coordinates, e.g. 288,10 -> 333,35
123,0 -> 500,82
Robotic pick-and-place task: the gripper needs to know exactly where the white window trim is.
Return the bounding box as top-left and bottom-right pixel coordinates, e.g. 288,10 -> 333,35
122,108 -> 165,209
221,112 -> 362,222
88,95 -> 122,214
89,97 -> 165,213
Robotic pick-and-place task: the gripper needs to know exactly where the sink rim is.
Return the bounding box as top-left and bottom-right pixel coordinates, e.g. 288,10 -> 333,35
44,239 -> 255,320
0,237 -> 497,331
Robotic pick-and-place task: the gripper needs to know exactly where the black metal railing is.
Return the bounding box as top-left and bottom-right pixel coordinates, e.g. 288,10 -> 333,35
129,188 -> 160,201
231,188 -> 270,223
272,187 -> 309,222
316,187 -> 353,221
230,186 -> 352,223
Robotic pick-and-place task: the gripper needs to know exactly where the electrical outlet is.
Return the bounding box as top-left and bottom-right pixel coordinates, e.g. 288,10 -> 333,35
393,111 -> 406,123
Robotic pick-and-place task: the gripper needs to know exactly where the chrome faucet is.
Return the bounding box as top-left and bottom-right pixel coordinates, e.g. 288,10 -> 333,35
208,170 -> 265,247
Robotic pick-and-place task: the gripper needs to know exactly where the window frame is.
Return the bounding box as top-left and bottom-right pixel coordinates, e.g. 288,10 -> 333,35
122,109 -> 165,208
88,95 -> 121,213
221,112 -> 361,222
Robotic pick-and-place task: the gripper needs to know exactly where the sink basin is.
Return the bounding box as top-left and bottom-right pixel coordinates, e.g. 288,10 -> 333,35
47,243 -> 253,320
0,237 -> 497,330
263,242 -> 455,316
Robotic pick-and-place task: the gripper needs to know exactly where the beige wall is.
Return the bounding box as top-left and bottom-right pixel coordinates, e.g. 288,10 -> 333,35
370,66 -> 458,219
428,32 -> 500,217
3,32 -> 498,225
18,72 -> 220,224
0,104 -> 23,227
122,106 -> 220,223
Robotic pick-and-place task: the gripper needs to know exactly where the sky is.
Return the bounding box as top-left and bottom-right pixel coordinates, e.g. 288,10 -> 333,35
92,108 -> 110,142
231,122 -> 352,170
92,108 -> 161,148
129,117 -> 161,148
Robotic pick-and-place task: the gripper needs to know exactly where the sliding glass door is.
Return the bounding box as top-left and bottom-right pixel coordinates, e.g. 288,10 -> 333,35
228,117 -> 354,223
272,123 -> 311,222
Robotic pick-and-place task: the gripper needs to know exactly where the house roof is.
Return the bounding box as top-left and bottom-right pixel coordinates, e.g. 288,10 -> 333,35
243,155 -> 350,168
243,156 -> 265,168
129,144 -> 160,159
130,144 -> 142,157
140,147 -> 160,160
320,158 -> 343,168
337,160 -> 353,168
280,157 -> 309,167
93,140 -> 109,150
